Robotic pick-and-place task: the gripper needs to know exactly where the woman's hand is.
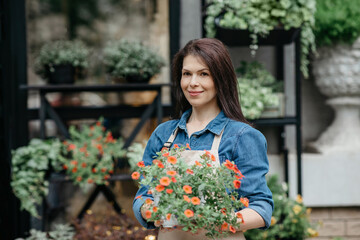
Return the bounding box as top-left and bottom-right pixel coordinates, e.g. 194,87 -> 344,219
140,201 -> 163,227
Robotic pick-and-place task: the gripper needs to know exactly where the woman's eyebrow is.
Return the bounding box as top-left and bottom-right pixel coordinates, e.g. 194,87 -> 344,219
182,68 -> 209,72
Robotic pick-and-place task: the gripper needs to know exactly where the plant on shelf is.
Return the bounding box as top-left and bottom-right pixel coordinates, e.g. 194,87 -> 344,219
59,118 -> 127,189
103,39 -> 165,83
34,40 -> 89,84
11,138 -> 62,217
15,224 -> 75,240
237,61 -> 283,120
314,0 -> 360,47
204,0 -> 316,78
244,175 -> 318,240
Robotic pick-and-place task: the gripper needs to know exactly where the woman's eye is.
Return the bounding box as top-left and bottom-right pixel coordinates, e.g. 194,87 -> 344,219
200,72 -> 209,76
183,72 -> 191,76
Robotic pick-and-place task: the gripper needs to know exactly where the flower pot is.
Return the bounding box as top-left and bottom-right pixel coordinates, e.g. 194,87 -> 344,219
310,38 -> 360,153
47,64 -> 75,84
214,17 -> 300,46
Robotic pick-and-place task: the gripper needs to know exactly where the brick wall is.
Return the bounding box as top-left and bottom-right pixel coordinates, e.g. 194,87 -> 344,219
307,207 -> 360,240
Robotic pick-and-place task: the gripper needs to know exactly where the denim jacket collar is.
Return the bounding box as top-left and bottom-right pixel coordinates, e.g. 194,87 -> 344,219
176,109 -> 229,136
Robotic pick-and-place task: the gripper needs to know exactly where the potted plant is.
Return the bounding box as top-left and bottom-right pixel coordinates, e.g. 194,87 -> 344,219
11,138 -> 63,217
59,118 -> 127,189
310,0 -> 360,153
204,0 -> 316,78
34,40 -> 89,84
102,39 -> 165,83
236,61 -> 283,120
244,175 -> 319,240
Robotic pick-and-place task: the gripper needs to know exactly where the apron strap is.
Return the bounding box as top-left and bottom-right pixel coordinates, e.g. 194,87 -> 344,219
163,128 -> 179,148
163,127 -> 225,151
210,129 -> 224,151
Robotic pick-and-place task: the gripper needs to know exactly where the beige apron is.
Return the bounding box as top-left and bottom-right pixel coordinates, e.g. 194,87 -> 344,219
158,128 -> 245,240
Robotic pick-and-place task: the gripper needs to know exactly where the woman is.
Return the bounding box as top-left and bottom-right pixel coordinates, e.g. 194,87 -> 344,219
133,38 -> 273,239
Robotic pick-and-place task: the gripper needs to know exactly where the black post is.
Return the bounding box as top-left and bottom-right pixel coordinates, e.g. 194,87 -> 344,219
0,0 -> 29,239
295,31 -> 302,195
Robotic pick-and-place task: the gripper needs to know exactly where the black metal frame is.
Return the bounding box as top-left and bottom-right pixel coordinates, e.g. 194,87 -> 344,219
202,10 -> 303,194
0,0 -> 29,239
21,83 -> 171,226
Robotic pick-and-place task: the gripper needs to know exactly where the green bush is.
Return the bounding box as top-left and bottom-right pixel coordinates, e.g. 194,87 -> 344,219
245,175 -> 318,240
34,40 -> 89,80
103,39 -> 165,82
236,61 -> 282,119
314,0 -> 360,47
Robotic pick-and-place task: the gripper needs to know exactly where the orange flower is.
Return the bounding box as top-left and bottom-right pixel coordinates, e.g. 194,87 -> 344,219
63,164 -> 68,170
186,169 -> 194,175
184,209 -> 194,218
131,172 -> 140,180
145,199 -> 153,205
162,152 -> 169,157
104,174 -> 110,180
183,185 -> 192,194
221,208 -> 227,215
171,177 -> 177,183
233,180 -> 241,189
221,222 -> 228,231
108,170 -> 114,174
240,197 -> 249,207
147,190 -> 153,195
236,212 -> 244,223
70,160 -> 78,165
167,156 -> 177,164
87,178 -> 93,184
224,160 -> 234,170
96,121 -> 101,126
92,168 -> 97,173
166,213 -> 172,221
152,159 -> 161,165
211,154 -> 216,161
155,184 -> 165,192
68,144 -> 76,151
153,206 -> 158,213
76,176 -> 82,182
166,189 -> 173,194
157,163 -> 165,168
160,177 -> 171,186
101,168 -> 107,173
183,195 -> 191,203
145,210 -> 152,219
195,161 -> 202,166
166,170 -> 177,176
186,143 -> 191,150
205,150 -> 211,156
72,167 -> 78,173
173,144 -> 179,149
81,162 -> 87,168
191,197 -> 201,205
229,225 -> 236,233
137,161 -> 145,167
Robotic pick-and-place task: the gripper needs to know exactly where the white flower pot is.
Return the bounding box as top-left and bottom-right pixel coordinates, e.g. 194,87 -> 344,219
311,38 -> 360,153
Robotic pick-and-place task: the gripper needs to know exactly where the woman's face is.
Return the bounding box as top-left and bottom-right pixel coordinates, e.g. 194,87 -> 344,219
180,55 -> 218,110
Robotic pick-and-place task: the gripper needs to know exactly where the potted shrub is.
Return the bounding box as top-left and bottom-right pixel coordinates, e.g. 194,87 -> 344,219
310,0 -> 360,153
236,61 -> 283,120
34,40 -> 89,84
204,0 -> 316,78
11,138 -> 63,217
102,39 -> 165,83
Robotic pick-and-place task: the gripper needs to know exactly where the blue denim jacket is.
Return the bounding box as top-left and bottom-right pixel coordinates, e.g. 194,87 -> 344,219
133,109 -> 274,229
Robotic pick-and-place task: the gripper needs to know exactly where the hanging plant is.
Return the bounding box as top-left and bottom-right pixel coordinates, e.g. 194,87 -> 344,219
204,0 -> 316,78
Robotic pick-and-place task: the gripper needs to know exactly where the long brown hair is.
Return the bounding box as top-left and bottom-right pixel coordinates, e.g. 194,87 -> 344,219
171,38 -> 248,123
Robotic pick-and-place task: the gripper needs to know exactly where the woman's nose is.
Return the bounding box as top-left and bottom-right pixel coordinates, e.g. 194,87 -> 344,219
190,75 -> 199,86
